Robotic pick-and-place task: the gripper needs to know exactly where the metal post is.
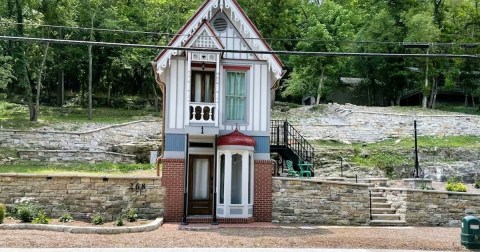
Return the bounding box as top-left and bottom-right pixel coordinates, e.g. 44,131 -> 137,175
181,134 -> 189,225
369,190 -> 372,220
414,120 -> 419,178
283,121 -> 288,146
212,135 -> 218,225
340,157 -> 343,177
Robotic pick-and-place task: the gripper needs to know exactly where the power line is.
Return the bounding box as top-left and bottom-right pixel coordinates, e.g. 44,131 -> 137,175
0,35 -> 479,59
1,21 -> 480,47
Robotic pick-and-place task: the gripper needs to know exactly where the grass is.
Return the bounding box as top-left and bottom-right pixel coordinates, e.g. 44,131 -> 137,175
435,104 -> 480,115
356,135 -> 480,149
0,162 -> 155,176
0,101 -> 160,130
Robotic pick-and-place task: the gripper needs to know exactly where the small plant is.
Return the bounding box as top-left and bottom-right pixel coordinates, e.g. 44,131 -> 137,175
446,181 -> 467,192
59,213 -> 74,223
475,181 -> 480,189
14,202 -> 41,223
124,208 -> 138,222
114,217 -> 124,227
0,203 -> 5,224
32,211 -> 50,224
91,214 -> 104,225
419,183 -> 433,190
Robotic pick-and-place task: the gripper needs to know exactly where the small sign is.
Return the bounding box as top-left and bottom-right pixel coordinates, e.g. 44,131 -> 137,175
470,225 -> 479,230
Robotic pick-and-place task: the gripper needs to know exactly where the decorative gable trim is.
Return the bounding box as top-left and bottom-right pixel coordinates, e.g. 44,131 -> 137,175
154,0 -> 284,80
183,20 -> 225,49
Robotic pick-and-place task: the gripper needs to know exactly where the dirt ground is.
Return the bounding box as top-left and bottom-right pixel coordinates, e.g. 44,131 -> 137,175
0,224 -> 466,250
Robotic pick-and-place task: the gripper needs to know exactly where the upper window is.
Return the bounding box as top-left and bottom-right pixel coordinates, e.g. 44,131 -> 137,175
225,72 -> 246,122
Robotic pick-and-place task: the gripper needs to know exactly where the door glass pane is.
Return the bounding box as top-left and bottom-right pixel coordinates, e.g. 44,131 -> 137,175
192,158 -> 209,200
231,154 -> 242,204
220,154 -> 225,204
194,73 -> 202,102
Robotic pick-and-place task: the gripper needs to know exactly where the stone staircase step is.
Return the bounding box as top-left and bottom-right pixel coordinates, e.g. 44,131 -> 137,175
371,197 -> 387,203
371,202 -> 392,208
370,192 -> 384,197
371,208 -> 396,214
371,214 -> 401,221
369,220 -> 407,226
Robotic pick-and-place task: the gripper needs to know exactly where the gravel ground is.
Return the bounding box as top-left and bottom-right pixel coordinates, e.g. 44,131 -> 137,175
0,225 -> 466,250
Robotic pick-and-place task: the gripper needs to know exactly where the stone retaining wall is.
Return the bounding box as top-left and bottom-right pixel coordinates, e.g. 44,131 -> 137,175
272,178 -> 370,225
17,150 -> 136,164
381,188 -> 480,226
0,174 -> 164,221
295,105 -> 480,143
0,120 -> 161,151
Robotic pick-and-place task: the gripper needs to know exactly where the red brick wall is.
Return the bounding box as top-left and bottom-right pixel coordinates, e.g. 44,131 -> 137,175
254,160 -> 273,222
161,158 -> 185,222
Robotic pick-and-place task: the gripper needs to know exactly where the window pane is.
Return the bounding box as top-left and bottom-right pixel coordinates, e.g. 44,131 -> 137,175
231,154 -> 242,204
192,159 -> 209,200
226,72 -> 246,121
220,154 -> 225,204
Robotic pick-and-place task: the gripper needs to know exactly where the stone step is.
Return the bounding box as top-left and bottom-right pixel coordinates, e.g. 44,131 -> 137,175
371,197 -> 387,203
371,214 -> 401,221
369,220 -> 407,226
370,192 -> 384,197
371,208 -> 396,214
371,202 -> 392,208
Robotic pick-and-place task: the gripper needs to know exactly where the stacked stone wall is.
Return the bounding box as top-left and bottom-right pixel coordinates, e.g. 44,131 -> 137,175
17,150 -> 136,164
0,174 -> 164,221
272,178 -> 370,225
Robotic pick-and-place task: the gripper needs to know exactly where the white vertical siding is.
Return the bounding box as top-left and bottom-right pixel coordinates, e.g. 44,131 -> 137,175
176,59 -> 186,128
252,64 -> 262,131
168,60 -> 178,129
260,64 -> 268,132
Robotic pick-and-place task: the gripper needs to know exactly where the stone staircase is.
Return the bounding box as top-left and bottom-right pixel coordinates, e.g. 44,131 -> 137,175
369,188 -> 406,226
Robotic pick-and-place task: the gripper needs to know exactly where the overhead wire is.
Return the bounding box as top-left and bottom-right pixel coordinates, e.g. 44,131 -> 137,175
1,21 -> 480,48
0,35 -> 479,59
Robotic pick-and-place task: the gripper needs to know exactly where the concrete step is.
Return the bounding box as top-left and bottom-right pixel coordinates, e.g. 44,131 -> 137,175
371,202 -> 392,208
371,208 -> 396,214
371,197 -> 387,203
369,220 -> 407,226
371,214 -> 401,221
370,192 -> 384,197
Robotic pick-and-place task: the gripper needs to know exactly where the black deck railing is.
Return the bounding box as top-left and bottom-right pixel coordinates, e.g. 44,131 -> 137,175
270,120 -> 315,170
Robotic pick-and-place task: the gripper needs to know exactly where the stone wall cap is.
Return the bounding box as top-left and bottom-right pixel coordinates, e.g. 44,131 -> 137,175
274,177 -> 373,187
376,186 -> 480,196
0,173 -> 160,180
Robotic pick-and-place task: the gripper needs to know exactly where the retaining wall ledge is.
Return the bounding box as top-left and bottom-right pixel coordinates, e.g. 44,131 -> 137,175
0,173 -> 160,180
274,177 -> 373,187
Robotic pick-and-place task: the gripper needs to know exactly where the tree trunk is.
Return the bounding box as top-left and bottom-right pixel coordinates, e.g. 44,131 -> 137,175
88,11 -> 95,120
33,43 -> 50,122
423,49 -> 429,109
316,68 -> 325,105
472,93 -> 476,108
465,93 -> 469,107
428,77 -> 438,109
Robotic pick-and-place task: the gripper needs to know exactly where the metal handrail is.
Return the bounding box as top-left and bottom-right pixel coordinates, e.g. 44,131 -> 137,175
270,120 -> 315,170
369,189 -> 372,221
340,156 -> 359,182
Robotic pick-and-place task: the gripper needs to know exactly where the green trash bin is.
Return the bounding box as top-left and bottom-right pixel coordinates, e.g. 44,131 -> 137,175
461,216 -> 480,249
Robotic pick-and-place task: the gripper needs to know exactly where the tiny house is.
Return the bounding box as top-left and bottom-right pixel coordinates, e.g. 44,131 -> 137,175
153,0 -> 284,223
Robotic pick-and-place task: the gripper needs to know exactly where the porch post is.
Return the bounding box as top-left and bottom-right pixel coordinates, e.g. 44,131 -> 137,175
212,134 -> 218,225
182,134 -> 189,225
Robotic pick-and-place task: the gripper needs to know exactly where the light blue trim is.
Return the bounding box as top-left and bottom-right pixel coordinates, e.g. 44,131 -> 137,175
253,136 -> 270,153
164,134 -> 186,152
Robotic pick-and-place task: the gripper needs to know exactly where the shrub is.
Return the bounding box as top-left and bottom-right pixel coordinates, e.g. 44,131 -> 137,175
32,211 -> 50,224
475,181 -> 480,189
59,213 -> 74,223
124,208 -> 138,222
0,204 -> 5,224
114,217 -> 124,227
91,214 -> 104,225
15,202 -> 41,223
446,181 -> 467,192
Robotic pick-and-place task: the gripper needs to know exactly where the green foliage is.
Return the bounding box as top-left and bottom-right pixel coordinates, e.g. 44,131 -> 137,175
0,203 -> 5,224
124,208 -> 138,222
0,162 -> 153,175
32,211 -> 50,224
474,181 -> 480,189
352,152 -> 405,178
446,181 -> 467,192
59,213 -> 74,223
91,214 -> 104,225
114,217 -> 124,226
13,202 -> 42,223
419,183 -> 433,190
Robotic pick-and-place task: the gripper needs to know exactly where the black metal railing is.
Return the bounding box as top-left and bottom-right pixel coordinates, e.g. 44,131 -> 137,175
369,189 -> 373,221
270,120 -> 315,170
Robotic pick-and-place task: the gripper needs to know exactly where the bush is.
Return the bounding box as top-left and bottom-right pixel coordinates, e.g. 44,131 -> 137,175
14,202 -> 41,223
114,217 -> 124,227
446,181 -> 467,192
32,211 -> 50,224
91,214 -> 104,225
59,213 -> 74,223
124,208 -> 138,222
0,204 -> 5,224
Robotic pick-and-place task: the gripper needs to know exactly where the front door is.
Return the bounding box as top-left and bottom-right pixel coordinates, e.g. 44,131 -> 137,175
188,155 -> 214,215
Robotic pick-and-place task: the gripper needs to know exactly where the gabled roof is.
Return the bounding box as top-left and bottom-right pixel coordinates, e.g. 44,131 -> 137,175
153,0 -> 284,80
183,19 -> 225,49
